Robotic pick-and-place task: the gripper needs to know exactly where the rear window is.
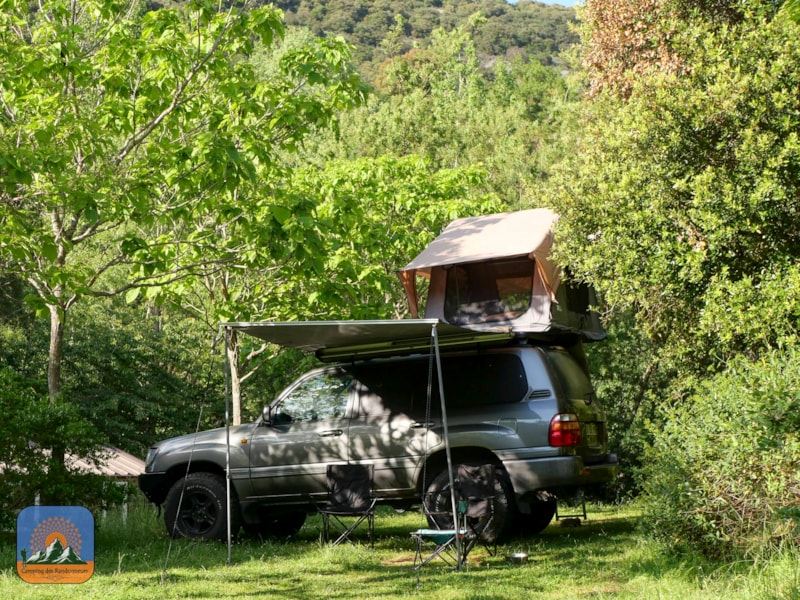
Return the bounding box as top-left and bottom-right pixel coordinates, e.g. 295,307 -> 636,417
444,258 -> 533,325
544,349 -> 594,400
351,353 -> 527,415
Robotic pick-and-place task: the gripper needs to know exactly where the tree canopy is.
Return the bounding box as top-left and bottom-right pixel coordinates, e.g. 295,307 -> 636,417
0,0 -> 366,402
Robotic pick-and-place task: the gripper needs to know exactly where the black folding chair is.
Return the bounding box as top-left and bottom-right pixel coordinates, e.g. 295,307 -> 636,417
457,463 -> 497,558
319,464 -> 377,547
411,463 -> 497,572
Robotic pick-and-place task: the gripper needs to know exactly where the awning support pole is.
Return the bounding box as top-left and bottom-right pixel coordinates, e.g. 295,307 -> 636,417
431,323 -> 462,570
222,325 -> 233,565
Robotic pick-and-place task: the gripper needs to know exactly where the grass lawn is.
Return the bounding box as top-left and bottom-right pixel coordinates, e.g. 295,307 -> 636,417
2,501 -> 798,599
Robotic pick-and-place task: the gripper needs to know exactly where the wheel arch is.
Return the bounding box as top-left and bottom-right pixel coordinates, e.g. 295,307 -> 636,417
151,461 -> 229,506
416,447 -> 511,495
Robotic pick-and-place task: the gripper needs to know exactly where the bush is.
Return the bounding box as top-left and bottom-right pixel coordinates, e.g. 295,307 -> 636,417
0,367 -> 131,528
640,346 -> 800,559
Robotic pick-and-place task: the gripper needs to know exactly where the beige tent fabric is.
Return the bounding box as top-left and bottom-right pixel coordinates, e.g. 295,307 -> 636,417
399,209 -> 560,318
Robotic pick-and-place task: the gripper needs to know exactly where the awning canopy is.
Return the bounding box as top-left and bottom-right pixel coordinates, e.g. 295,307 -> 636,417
221,319 -> 515,362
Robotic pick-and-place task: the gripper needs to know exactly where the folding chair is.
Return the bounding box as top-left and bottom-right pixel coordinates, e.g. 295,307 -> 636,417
410,502 -> 468,572
457,463 -> 497,558
319,464 -> 377,547
411,463 -> 497,572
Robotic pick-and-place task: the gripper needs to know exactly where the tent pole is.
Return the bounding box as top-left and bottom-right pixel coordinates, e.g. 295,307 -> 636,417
222,325 -> 232,565
431,323 -> 462,570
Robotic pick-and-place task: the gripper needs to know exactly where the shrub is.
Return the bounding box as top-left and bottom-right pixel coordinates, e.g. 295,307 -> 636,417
0,367 -> 130,527
640,346 -> 800,559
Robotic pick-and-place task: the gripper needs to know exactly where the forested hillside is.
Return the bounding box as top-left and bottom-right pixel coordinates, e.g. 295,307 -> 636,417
2,0 -> 799,563
273,0 -> 578,74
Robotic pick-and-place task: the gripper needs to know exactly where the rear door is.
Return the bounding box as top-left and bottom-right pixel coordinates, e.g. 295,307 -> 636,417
247,368 -> 353,503
347,360 -> 442,498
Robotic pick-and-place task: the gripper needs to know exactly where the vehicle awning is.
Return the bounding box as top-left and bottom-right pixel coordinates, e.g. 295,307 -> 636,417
221,319 -> 515,362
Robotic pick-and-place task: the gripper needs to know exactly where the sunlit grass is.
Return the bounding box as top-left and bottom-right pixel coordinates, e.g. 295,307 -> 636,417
2,501 -> 798,599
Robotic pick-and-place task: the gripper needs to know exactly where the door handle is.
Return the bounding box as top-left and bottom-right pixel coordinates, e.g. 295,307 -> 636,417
319,429 -> 344,437
411,421 -> 436,429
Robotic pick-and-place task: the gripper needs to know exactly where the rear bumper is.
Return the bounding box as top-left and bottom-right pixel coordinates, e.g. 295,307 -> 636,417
501,453 -> 618,500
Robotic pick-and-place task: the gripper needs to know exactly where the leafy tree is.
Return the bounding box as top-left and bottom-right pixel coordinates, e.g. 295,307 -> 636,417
0,0 -> 366,406
550,0 -> 800,521
276,0 -> 578,74
550,10 -> 800,373
306,20 -> 573,207
580,0 -> 783,98
282,155 -> 503,320
0,366 -> 119,511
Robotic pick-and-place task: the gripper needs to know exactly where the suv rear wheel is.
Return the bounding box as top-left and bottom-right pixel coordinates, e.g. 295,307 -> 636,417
519,499 -> 557,534
164,472 -> 240,540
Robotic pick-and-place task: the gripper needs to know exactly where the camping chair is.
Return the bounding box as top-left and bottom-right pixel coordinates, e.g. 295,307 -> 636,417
410,508 -> 467,572
411,463 -> 497,572
319,464 -> 377,547
457,463 -> 498,558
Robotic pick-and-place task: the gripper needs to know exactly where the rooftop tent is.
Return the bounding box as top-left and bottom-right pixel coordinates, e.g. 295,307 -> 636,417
398,209 -> 605,342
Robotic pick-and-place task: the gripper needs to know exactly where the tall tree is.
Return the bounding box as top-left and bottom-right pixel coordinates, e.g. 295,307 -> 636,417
551,2 -> 800,371
0,0 -> 366,403
305,17 -> 572,206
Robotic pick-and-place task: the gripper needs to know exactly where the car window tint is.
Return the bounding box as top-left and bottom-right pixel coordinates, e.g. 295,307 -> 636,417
351,354 -> 526,414
440,354 -> 527,407
351,361 -> 429,416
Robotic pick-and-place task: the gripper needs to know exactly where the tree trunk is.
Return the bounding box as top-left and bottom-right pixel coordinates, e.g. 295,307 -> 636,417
47,304 -> 64,404
44,303 -> 67,504
226,330 -> 242,426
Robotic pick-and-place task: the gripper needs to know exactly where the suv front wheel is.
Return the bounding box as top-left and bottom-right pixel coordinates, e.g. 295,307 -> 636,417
164,472 -> 241,540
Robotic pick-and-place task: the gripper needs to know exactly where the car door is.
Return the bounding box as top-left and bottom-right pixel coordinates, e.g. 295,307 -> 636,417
247,368 -> 353,503
347,360 -> 442,498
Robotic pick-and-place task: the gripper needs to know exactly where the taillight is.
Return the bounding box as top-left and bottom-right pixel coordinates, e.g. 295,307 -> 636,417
549,413 -> 581,447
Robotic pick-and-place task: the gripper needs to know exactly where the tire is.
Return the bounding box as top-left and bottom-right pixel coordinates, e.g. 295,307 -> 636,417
423,463 -> 514,543
243,510 -> 306,539
164,472 -> 241,541
518,500 -> 557,535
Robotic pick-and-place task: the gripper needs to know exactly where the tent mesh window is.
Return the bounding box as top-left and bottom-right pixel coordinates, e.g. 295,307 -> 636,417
443,258 -> 533,325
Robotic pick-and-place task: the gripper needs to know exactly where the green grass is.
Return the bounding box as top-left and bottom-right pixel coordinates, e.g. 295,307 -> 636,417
2,502 -> 799,599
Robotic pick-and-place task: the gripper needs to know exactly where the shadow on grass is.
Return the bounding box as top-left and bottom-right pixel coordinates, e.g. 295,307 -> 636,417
41,502 -> 688,600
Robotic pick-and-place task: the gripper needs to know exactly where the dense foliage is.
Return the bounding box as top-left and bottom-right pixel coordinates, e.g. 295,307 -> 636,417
2,0 -> 799,563
550,0 -> 800,556
273,0 -> 579,75
642,347 -> 800,559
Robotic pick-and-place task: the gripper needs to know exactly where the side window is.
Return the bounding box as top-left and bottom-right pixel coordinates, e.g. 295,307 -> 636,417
545,350 -> 594,400
277,371 -> 352,423
351,362 -> 426,416
440,355 -> 527,407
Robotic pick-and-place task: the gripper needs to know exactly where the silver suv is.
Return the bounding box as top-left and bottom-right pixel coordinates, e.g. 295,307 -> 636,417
139,343 -> 617,540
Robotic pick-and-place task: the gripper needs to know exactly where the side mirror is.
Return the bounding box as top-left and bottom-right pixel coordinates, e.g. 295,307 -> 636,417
262,406 -> 271,424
